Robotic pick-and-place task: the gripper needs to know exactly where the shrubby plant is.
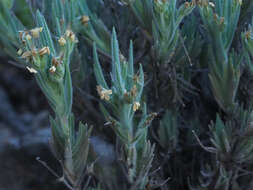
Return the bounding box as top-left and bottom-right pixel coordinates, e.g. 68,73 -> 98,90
0,0 -> 253,189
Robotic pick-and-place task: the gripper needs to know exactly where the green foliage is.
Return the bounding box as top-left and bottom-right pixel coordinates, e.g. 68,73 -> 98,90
199,0 -> 242,114
78,0 -> 111,57
126,0 -> 195,63
242,18 -> 253,73
199,0 -> 241,58
2,0 -> 13,9
158,110 -> 178,150
195,108 -> 253,190
13,0 -> 34,27
94,29 -> 155,189
208,52 -> 241,113
152,0 -> 195,63
0,0 -> 253,190
0,2 -> 24,60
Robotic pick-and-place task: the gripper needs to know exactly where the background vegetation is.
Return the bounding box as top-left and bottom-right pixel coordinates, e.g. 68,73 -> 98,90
0,0 -> 253,189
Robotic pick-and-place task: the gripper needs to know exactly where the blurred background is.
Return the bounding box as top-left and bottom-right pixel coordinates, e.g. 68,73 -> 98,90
0,57 -> 68,189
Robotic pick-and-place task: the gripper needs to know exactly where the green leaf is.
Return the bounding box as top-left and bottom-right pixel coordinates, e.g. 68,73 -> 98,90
36,10 -> 56,55
93,42 -> 109,89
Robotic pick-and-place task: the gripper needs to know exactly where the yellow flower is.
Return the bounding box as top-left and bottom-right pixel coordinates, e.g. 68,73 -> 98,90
58,37 -> 66,46
97,85 -> 112,101
70,34 -> 76,42
133,102 -> 140,112
65,30 -> 77,42
30,27 -> 43,38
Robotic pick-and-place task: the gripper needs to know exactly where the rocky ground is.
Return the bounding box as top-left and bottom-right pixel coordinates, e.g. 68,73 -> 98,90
0,58 -> 67,190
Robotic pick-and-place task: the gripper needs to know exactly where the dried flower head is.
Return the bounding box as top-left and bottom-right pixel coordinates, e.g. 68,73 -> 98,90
39,47 -> 50,56
97,85 -> 112,101
49,66 -> 56,73
58,37 -> 66,46
133,102 -> 140,112
52,57 -> 61,67
65,30 -> 77,42
26,66 -> 38,74
30,27 -> 43,38
81,15 -> 90,26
